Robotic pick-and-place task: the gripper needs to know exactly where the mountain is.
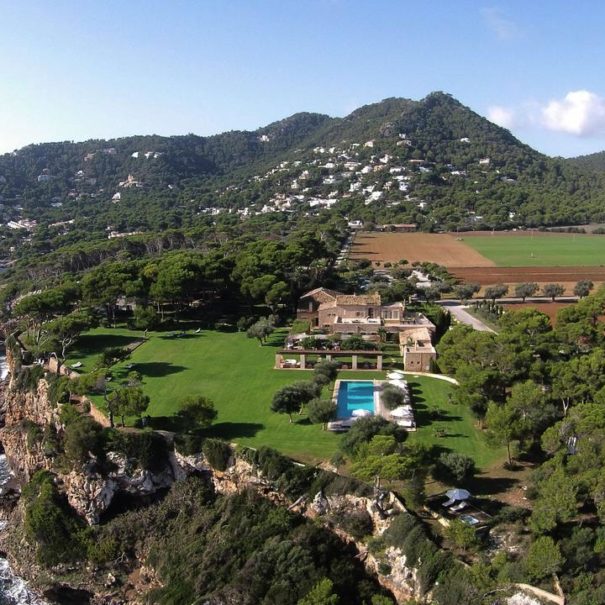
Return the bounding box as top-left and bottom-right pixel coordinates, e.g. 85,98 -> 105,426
567,150 -> 605,172
1,91 -> 605,260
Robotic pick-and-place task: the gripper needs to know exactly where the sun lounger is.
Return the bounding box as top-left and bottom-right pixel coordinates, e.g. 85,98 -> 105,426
442,498 -> 456,508
70,362 -> 83,369
450,501 -> 468,512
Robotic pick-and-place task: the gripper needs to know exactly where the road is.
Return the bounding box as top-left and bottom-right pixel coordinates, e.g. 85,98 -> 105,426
437,296 -> 581,333
442,303 -> 496,333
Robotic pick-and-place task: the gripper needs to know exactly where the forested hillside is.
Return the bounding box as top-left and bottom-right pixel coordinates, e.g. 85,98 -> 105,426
568,150 -> 605,172
2,92 -> 605,269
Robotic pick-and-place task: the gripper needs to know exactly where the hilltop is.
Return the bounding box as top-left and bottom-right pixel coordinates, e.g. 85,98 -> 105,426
568,149 -> 605,172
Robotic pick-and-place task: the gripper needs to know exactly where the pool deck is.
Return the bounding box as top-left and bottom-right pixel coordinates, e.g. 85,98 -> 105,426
331,379 -> 417,431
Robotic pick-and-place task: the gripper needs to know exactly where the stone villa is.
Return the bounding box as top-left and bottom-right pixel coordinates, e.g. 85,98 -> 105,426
295,288 -> 437,372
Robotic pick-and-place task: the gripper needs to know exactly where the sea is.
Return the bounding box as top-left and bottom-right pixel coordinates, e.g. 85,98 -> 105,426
0,351 -> 46,605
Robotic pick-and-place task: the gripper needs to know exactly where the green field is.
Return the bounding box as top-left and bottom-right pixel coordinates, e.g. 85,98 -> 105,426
463,233 -> 605,266
68,328 -> 501,466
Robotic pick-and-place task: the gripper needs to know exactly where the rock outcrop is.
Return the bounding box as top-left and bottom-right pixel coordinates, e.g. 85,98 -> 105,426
0,355 -> 423,603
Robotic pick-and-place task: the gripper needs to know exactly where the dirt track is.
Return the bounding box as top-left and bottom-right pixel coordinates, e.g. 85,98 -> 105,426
349,232 -> 495,267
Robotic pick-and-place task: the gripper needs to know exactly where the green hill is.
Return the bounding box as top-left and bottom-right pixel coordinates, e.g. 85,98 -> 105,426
2,91 -> 605,265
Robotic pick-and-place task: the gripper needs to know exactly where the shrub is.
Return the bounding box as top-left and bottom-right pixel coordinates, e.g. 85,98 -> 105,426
381,385 -> 406,410
314,360 -> 340,382
202,439 -> 232,471
106,430 -> 169,471
383,513 -> 419,547
59,402 -> 82,426
47,375 -> 70,406
176,396 -> 217,429
23,471 -> 87,566
340,416 -> 394,456
432,452 -> 476,484
25,420 -> 43,449
14,365 -> 45,393
174,431 -> 204,455
524,536 -> 563,581
336,509 -> 374,540
63,416 -> 105,465
445,519 -> 479,551
42,425 -> 59,458
290,319 -> 311,334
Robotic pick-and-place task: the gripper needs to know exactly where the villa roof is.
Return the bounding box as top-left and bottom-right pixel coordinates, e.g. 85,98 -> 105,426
334,293 -> 382,306
399,327 -> 433,343
300,287 -> 340,303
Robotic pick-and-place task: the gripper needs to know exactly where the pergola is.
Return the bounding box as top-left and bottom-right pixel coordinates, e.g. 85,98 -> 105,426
275,349 -> 384,370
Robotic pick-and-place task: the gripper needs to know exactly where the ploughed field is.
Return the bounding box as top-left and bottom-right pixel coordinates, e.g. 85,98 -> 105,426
349,231 -> 605,293
501,302 -> 573,326
349,232 -> 495,266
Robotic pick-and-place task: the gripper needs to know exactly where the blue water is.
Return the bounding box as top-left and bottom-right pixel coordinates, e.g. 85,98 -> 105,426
336,381 -> 375,418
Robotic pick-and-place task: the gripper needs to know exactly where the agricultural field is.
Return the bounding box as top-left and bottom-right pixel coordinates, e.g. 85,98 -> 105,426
349,231 -> 605,294
349,232 -> 494,266
501,302 -> 573,326
462,232 -> 605,267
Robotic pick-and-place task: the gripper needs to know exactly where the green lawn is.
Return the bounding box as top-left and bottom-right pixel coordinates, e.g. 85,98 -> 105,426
69,328 -> 501,467
463,233 -> 605,266
404,376 -> 502,468
67,327 -> 145,373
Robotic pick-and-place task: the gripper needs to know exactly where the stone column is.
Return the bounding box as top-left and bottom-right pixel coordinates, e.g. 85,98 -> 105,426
300,354 -> 306,370
352,355 -> 358,370
275,354 -> 282,369
377,355 -> 383,371
326,354 -> 332,361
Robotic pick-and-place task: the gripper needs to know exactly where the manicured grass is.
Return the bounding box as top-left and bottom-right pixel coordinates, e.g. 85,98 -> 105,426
463,233 -> 605,267
404,376 -> 503,468
71,328 -> 501,467
67,327 -> 146,373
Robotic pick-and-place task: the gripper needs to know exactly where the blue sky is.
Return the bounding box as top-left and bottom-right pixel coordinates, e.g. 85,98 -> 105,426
0,0 -> 604,157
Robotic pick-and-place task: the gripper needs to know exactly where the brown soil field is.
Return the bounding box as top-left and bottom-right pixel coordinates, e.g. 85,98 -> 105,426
451,267 -> 605,295
349,232 -> 495,267
502,302 -> 574,326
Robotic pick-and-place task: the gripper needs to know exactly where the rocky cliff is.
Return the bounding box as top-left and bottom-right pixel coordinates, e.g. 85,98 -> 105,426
0,355 -> 424,603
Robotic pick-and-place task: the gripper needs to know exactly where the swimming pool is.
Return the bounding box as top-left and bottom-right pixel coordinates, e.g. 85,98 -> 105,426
336,380 -> 376,419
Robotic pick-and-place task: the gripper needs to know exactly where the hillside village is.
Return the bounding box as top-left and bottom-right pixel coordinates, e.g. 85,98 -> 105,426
0,93 -> 604,261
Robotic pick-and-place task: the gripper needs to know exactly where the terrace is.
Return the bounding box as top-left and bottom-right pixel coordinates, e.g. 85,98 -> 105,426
424,492 -> 492,534
326,375 -> 416,432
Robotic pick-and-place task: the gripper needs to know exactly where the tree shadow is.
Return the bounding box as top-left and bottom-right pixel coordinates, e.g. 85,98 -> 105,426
71,334 -> 139,356
130,362 -> 187,378
466,475 -> 520,496
207,422 -> 264,440
158,333 -> 201,340
145,416 -> 183,432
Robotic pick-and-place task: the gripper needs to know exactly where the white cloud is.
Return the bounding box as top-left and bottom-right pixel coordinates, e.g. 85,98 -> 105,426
487,105 -> 516,129
541,90 -> 605,136
481,7 -> 519,40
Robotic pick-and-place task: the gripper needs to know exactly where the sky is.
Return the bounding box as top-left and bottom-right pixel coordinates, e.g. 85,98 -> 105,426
0,0 -> 604,157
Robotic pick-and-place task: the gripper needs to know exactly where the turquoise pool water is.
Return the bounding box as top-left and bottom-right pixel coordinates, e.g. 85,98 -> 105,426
336,381 -> 375,418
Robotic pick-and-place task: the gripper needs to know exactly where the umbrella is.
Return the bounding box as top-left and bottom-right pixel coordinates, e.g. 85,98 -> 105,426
352,408 -> 373,418
445,488 -> 471,501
